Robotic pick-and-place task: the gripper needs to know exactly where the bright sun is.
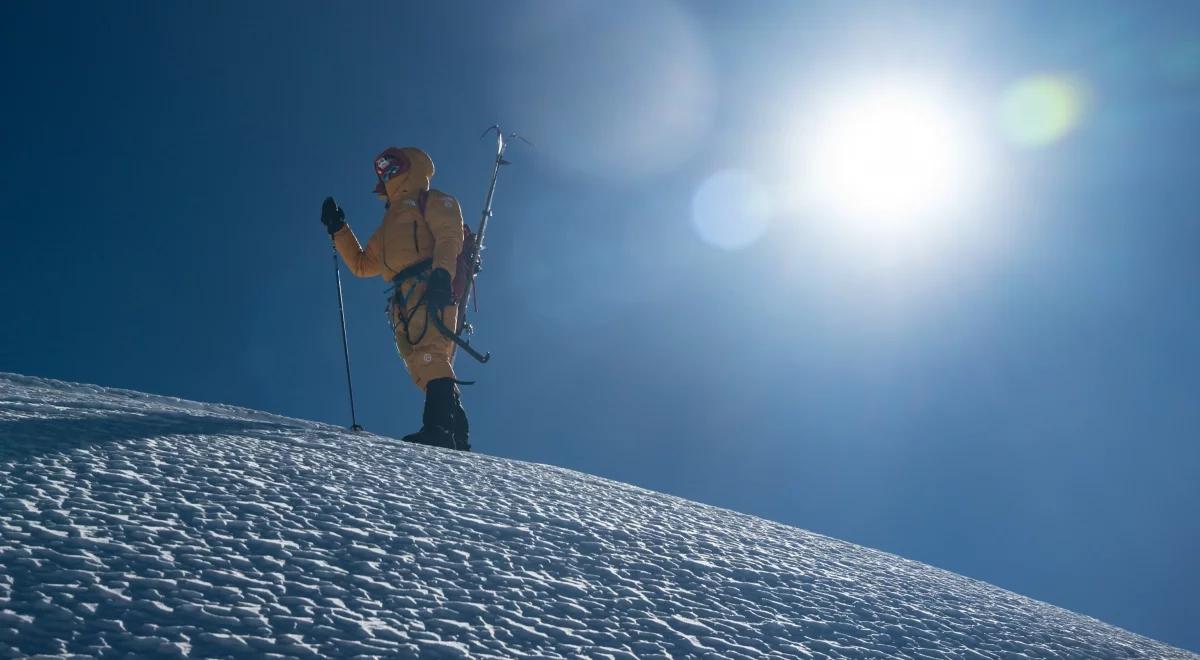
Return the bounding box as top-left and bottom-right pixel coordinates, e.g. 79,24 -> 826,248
808,83 -> 977,228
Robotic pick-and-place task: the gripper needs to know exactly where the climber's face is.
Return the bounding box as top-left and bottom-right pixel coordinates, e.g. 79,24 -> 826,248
375,151 -> 411,182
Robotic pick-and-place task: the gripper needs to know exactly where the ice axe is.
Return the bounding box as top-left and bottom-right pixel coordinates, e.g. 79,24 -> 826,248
431,125 -> 531,364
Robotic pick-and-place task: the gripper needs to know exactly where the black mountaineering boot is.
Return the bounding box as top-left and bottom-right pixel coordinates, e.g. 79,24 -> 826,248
451,387 -> 470,452
401,378 -> 458,450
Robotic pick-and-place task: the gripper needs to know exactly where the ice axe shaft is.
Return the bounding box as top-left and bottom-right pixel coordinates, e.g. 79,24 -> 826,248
431,311 -> 490,363
456,125 -> 530,336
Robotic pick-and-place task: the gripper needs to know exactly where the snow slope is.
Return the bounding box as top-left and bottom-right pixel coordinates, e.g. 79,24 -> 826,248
0,373 -> 1193,659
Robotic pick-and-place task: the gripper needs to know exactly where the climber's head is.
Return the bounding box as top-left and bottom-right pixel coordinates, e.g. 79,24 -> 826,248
373,147 -> 435,201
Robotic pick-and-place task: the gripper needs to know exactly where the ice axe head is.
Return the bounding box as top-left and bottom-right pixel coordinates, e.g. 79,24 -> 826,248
480,125 -> 534,161
373,146 -> 435,201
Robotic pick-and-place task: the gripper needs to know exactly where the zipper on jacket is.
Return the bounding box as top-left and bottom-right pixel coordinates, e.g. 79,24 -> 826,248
412,221 -> 419,252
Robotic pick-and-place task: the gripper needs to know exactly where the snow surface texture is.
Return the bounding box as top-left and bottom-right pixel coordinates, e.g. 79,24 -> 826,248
0,373 -> 1193,659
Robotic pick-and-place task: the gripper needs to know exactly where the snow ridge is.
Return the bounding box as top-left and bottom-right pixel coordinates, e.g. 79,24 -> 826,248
0,373 -> 1194,658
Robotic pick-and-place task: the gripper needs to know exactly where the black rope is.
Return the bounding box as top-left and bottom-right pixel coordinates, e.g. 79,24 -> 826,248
387,275 -> 431,347
386,258 -> 440,348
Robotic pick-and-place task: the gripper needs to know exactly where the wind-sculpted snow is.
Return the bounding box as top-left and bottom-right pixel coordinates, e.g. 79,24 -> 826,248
0,374 -> 1193,659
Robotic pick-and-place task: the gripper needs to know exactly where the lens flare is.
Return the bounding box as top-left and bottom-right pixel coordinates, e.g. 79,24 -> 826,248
692,170 -> 772,250
999,75 -> 1087,147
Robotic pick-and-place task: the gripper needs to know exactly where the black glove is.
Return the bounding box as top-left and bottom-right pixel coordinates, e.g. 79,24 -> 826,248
321,196 -> 346,235
425,268 -> 455,308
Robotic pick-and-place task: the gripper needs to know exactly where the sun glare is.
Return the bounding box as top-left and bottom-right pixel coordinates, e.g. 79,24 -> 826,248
808,83 -> 978,227
999,74 -> 1086,148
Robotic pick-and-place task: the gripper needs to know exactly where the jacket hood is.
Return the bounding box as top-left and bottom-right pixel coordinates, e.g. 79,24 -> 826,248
373,146 -> 435,201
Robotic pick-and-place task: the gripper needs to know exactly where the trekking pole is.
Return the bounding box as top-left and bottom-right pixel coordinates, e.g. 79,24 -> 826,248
331,243 -> 364,432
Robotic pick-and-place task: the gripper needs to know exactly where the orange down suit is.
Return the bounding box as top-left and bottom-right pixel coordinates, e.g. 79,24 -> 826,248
332,148 -> 465,391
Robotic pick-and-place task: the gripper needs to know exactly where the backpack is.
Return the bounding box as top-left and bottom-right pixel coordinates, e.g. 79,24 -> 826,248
417,190 -> 477,307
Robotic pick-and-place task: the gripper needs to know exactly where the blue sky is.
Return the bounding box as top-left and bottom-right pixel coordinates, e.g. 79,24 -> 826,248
2,0 -> 1197,651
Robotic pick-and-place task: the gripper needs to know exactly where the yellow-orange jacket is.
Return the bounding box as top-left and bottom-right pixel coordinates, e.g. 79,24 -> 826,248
333,190 -> 465,281
333,146 -> 465,281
